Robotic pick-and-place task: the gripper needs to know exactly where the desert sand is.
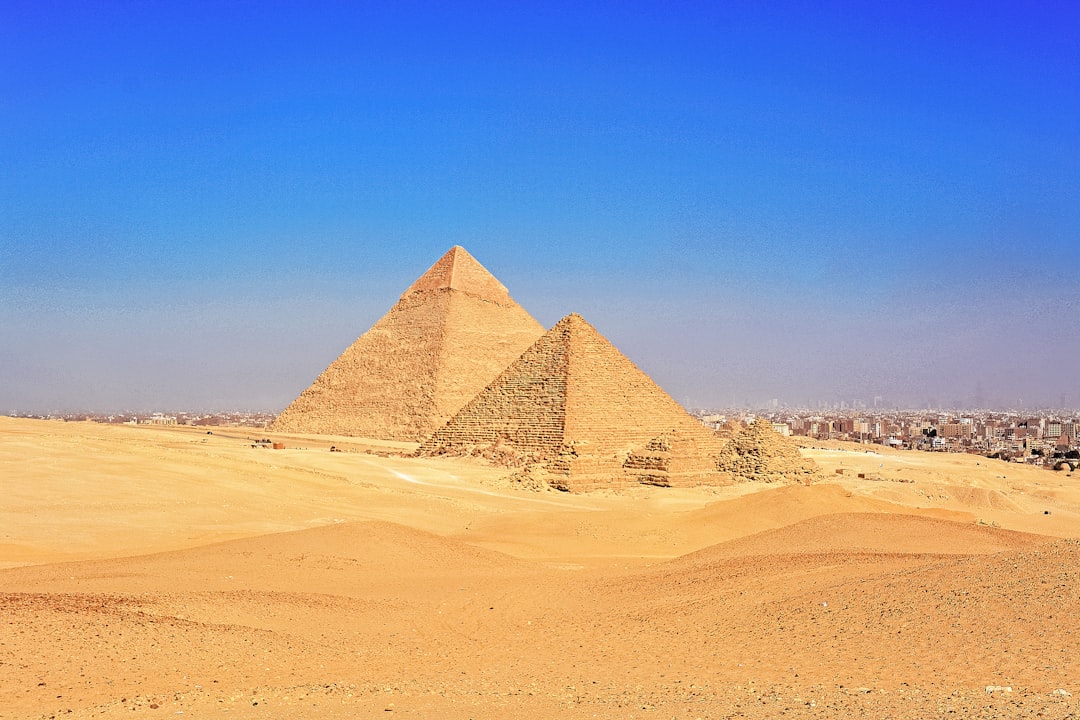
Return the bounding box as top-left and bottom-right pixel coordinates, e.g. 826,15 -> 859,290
2,415 -> 1079,719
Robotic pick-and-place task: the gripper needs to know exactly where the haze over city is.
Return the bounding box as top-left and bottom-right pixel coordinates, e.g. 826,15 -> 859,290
2,2 -> 1078,413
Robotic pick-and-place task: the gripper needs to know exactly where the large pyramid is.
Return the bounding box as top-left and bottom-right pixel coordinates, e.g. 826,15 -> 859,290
418,313 -> 730,491
272,246 -> 545,441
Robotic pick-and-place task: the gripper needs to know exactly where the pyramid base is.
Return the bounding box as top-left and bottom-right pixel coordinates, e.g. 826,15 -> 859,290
538,464 -> 734,493
625,468 -> 735,489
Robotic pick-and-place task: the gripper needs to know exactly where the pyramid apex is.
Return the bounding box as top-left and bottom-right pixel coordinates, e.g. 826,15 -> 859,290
550,313 -> 608,348
401,246 -> 514,304
553,312 -> 592,330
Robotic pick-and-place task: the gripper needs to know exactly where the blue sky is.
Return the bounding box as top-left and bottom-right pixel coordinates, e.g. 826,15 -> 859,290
2,1 -> 1078,412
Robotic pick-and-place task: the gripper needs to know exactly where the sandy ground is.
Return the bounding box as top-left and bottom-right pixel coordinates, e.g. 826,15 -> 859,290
2,416 -> 1079,719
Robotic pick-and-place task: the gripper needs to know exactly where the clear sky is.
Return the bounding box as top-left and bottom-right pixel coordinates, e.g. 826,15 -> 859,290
2,1 -> 1078,413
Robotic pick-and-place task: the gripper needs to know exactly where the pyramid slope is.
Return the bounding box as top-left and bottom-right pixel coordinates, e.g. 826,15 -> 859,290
271,291 -> 446,440
418,316 -> 572,457
272,248 -> 544,441
419,313 -> 728,491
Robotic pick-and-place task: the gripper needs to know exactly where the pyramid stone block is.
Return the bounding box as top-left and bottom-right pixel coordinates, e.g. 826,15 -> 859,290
272,246 -> 545,441
418,313 -> 730,491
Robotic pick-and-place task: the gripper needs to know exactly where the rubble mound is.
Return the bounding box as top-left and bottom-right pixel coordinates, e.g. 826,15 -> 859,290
715,418 -> 818,483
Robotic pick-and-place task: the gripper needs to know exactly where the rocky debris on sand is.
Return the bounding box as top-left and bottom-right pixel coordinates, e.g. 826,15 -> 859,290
716,418 -> 819,483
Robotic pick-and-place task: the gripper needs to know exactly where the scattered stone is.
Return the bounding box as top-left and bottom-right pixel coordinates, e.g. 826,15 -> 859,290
715,418 -> 819,483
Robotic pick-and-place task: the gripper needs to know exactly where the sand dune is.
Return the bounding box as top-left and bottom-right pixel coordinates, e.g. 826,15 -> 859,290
0,520 -> 535,596
2,417 -> 1079,719
673,510 -> 1046,563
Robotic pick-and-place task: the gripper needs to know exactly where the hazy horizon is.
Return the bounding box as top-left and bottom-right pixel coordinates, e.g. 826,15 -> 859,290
10,402 -> 1080,419
3,3 -> 1078,414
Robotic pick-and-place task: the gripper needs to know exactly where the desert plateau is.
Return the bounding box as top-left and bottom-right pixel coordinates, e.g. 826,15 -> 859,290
2,415 -> 1079,719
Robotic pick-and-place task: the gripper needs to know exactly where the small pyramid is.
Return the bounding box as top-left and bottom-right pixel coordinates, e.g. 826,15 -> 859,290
715,418 -> 818,483
418,313 -> 730,491
272,247 -> 545,441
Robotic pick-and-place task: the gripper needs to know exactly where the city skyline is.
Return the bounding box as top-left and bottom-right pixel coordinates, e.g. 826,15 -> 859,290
3,3 -> 1078,414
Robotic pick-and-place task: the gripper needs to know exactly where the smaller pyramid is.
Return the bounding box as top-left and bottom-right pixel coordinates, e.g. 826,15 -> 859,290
715,418 -> 818,483
418,313 -> 730,491
272,247 -> 545,441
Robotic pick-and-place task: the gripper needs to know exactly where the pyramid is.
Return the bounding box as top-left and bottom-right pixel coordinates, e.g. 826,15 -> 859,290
272,246 -> 545,441
418,313 -> 730,491
715,418 -> 818,483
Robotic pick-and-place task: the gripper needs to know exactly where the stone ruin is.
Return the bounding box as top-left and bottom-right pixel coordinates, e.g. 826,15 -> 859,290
715,418 -> 818,483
